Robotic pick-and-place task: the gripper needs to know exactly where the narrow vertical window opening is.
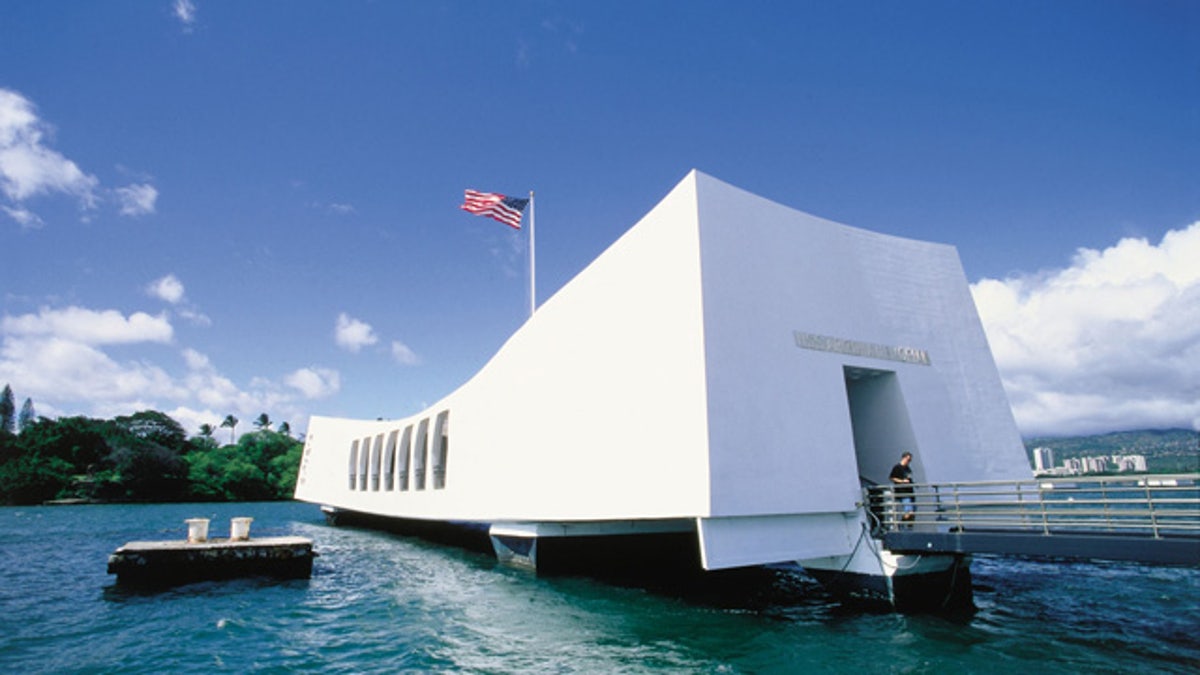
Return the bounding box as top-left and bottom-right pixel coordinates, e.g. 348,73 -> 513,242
432,410 -> 450,489
358,436 -> 371,490
413,418 -> 429,490
397,425 -> 413,491
348,439 -> 359,490
369,433 -> 383,491
383,429 -> 398,491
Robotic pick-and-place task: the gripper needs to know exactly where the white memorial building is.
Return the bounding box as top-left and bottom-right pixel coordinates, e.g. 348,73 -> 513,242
295,170 -> 1031,605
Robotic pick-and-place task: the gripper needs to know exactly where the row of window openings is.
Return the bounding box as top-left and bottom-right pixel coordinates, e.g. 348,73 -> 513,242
348,410 -> 449,492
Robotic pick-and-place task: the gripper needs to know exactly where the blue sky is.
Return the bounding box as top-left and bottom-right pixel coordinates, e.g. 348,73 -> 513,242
1,1 -> 1196,438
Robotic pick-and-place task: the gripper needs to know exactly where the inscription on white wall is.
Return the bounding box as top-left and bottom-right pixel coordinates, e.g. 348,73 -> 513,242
793,331 -> 931,366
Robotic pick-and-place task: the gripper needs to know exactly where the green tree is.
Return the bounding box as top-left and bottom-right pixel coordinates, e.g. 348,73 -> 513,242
100,441 -> 190,502
185,429 -> 302,501
183,447 -> 229,500
0,407 -> 304,504
254,413 -> 272,431
278,421 -> 292,437
0,385 -> 14,434
113,411 -> 188,452
0,454 -> 74,505
15,415 -> 112,469
268,440 -> 303,497
221,414 -> 239,443
17,398 -> 35,432
0,424 -> 16,464
0,414 -> 108,504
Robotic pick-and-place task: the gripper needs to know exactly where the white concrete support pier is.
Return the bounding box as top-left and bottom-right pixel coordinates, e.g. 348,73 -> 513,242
107,518 -> 315,585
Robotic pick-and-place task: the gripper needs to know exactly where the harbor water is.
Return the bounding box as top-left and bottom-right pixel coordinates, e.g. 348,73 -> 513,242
1,501 -> 1196,673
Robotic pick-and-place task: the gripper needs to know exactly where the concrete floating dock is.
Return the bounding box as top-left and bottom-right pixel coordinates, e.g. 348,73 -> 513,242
107,518 -> 315,585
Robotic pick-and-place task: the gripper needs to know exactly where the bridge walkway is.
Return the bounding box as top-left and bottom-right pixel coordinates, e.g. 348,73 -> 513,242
864,474 -> 1200,566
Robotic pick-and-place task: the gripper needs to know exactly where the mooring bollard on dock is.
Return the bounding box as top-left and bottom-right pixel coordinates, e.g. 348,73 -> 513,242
230,517 -> 253,541
185,518 -> 210,543
107,517 -> 315,586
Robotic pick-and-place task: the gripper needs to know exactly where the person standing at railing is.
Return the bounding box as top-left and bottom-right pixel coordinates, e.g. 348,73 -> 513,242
890,452 -> 916,526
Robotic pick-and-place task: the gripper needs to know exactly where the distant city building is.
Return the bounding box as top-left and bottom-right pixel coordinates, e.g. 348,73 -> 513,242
1113,455 -> 1148,472
1047,453 -> 1148,476
1033,447 -> 1054,473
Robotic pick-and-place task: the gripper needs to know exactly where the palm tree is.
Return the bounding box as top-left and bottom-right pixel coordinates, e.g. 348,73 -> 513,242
221,414 -> 239,443
198,423 -> 216,438
278,421 -> 292,437
254,413 -> 272,431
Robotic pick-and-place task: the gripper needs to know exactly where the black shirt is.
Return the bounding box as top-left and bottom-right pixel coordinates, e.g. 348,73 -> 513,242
889,462 -> 913,494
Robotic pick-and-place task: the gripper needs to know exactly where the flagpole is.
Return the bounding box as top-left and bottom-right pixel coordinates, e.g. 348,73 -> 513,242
529,190 -> 536,318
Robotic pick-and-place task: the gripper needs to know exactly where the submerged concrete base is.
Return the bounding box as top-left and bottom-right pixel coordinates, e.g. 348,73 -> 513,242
806,553 -> 974,612
319,506 -> 975,612
107,536 -> 315,585
490,529 -> 701,578
321,506 -> 493,553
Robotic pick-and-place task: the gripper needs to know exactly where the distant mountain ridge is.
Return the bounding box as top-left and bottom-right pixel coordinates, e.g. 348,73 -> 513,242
1024,428 -> 1199,474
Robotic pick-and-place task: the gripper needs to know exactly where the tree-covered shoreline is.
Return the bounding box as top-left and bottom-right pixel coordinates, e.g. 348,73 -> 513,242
0,392 -> 302,506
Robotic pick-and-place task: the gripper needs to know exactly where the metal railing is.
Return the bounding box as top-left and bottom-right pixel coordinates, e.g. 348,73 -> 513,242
864,474 -> 1200,538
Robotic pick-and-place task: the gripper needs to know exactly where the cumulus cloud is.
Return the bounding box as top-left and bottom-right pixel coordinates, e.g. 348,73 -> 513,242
115,183 -> 158,216
2,306 -> 173,345
285,367 -> 341,399
0,88 -> 99,214
1,88 -> 162,226
1,335 -> 183,405
0,306 -> 339,439
335,312 -> 378,352
147,274 -> 185,304
0,308 -> 181,407
391,340 -> 420,366
972,221 -> 1200,436
144,274 -> 211,325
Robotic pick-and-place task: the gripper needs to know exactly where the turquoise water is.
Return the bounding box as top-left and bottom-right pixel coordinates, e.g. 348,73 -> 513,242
1,501 -> 1196,673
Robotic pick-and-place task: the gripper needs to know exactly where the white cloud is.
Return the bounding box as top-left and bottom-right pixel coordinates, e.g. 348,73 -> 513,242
391,340 -> 420,366
0,334 -> 185,405
335,312 -> 378,352
0,88 -> 99,213
972,221 -> 1200,436
182,347 -> 210,370
0,304 -> 329,439
115,183 -> 157,216
147,274 -> 185,304
145,274 -> 211,325
2,306 -> 173,345
2,205 -> 42,229
178,308 -> 213,327
173,0 -> 197,28
285,367 -> 341,399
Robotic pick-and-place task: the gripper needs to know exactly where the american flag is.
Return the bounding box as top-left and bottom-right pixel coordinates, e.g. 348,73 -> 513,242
460,189 -> 529,229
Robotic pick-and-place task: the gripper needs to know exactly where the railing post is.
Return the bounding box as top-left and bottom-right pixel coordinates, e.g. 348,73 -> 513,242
1144,480 -> 1160,538
883,485 -> 892,528
1038,480 -> 1051,535
1099,478 -> 1111,531
953,484 -> 963,532
1016,480 -> 1028,527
